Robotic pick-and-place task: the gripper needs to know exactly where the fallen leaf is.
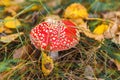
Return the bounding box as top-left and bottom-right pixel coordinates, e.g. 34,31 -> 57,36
4,5 -> 20,16
0,26 -> 12,33
63,3 -> 88,19
13,45 -> 33,59
42,51 -> 54,76
84,65 -> 94,79
0,32 -> 24,43
103,19 -> 120,44
93,24 -> 109,35
102,11 -> 120,21
0,20 -> 12,33
104,20 -> 118,39
4,16 -> 21,29
46,0 -> 61,8
77,23 -> 104,41
112,32 -> 120,44
0,0 -> 11,6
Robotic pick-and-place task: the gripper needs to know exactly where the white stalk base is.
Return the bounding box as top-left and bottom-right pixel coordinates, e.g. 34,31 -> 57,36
49,51 -> 58,60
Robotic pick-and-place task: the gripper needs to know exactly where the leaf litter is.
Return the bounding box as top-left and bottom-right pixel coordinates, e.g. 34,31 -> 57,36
0,0 -> 120,80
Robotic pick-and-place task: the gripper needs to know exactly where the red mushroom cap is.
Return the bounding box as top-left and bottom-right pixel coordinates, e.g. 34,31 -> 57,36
30,18 -> 80,52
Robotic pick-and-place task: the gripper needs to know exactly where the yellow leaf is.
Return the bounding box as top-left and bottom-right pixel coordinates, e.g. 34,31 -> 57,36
64,3 -> 88,19
42,51 -> 54,76
0,32 -> 24,43
93,24 -> 109,35
4,16 -> 21,29
0,0 -> 11,6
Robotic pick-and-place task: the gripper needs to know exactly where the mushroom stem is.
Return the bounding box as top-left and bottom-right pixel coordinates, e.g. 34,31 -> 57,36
49,51 -> 58,60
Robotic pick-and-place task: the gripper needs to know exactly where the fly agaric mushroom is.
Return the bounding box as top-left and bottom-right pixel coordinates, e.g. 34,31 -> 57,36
30,15 -> 80,59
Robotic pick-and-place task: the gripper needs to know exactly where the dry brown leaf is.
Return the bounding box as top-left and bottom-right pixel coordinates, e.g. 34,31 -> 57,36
103,19 -> 120,44
102,11 -> 120,20
13,45 -> 33,59
84,65 -> 104,80
46,0 -> 61,8
112,32 -> 120,44
84,65 -> 95,79
102,12 -> 120,44
104,20 -> 118,39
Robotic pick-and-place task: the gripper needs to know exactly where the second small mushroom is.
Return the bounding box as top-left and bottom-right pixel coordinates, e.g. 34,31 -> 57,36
30,15 -> 80,60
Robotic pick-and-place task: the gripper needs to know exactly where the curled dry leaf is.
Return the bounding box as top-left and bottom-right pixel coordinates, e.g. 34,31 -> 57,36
112,32 -> 120,44
0,32 -> 24,43
42,51 -> 54,76
78,23 -> 104,41
63,3 -> 88,19
102,11 -> 120,21
4,16 -> 21,29
104,20 -> 118,39
13,45 -> 33,59
103,19 -> 120,44
102,12 -> 120,44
